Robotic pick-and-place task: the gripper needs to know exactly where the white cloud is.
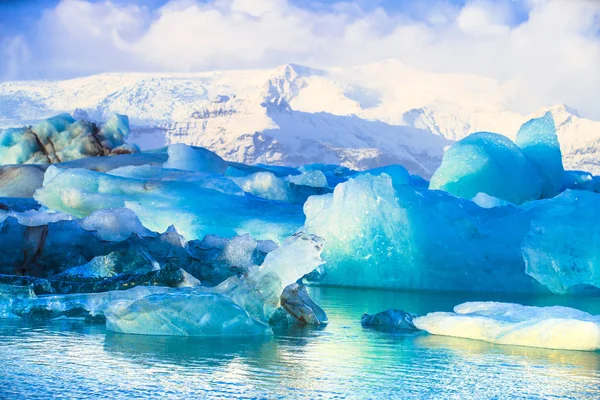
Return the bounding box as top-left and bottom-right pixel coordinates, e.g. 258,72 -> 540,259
1,0 -> 599,119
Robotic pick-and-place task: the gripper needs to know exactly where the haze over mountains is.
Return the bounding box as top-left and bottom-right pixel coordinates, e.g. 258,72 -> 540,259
1,60 -> 598,177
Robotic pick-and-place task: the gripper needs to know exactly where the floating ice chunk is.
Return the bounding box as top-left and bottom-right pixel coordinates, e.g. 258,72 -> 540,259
269,283 -> 328,326
105,289 -> 270,336
361,308 -> 418,330
429,132 -> 543,204
0,286 -> 170,320
79,208 -> 155,242
287,170 -> 328,188
0,114 -> 137,166
164,144 -> 228,174
516,113 -> 564,198
471,192 -> 513,209
0,284 -> 37,318
104,232 -> 324,336
35,167 -> 302,242
231,172 -> 292,202
299,163 -> 355,187
216,232 -> 325,323
521,190 -> 600,294
414,302 -> 600,351
353,165 -> 410,187
101,114 -> 130,145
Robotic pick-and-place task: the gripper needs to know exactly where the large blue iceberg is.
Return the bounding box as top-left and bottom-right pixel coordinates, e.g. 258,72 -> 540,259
304,173 -> 600,294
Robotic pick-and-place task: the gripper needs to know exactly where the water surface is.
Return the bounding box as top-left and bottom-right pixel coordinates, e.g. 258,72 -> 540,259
1,287 -> 599,399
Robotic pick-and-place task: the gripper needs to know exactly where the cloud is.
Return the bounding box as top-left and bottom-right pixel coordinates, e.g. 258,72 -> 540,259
1,0 -> 599,119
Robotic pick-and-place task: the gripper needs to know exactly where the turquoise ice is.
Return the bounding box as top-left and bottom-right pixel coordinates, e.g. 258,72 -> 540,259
429,132 -> 543,204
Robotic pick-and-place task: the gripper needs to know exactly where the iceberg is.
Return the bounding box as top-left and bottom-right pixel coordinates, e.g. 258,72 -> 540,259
521,190 -> 600,294
232,172 -> 293,202
361,308 -> 418,330
287,170 -> 328,188
304,173 -> 600,294
516,113 -> 564,198
105,289 -> 271,336
0,114 -> 137,166
429,132 -> 543,204
104,232 -> 325,335
413,302 -> 600,351
0,285 -> 170,321
269,283 -> 328,326
163,143 -> 228,174
34,166 -> 303,241
304,173 -> 543,292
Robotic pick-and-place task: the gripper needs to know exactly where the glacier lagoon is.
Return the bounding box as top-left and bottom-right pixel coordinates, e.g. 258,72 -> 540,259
1,287 -> 599,399
1,112 -> 600,397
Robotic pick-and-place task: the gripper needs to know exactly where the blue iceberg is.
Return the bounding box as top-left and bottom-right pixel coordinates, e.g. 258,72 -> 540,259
516,112 -> 564,198
429,132 -> 543,204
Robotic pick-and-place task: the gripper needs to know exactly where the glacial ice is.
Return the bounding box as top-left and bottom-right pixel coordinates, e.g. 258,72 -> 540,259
287,170 -> 328,188
413,302 -> 600,351
304,173 -> 542,292
521,190 -> 600,294
0,285 -> 170,321
0,165 -> 47,198
361,308 -> 418,330
104,232 -> 325,335
0,114 -> 137,165
516,112 -> 564,198
269,283 -> 328,326
34,166 -> 303,241
215,232 -> 325,323
2,111 -> 600,341
163,143 -> 228,174
429,132 -> 543,204
232,172 -> 292,202
105,289 -> 271,336
304,173 -> 600,293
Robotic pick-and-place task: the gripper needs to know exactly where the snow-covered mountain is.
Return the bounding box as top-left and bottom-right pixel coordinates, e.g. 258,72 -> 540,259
1,60 -> 599,177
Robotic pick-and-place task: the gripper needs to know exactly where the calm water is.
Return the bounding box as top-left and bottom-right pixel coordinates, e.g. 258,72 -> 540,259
1,287 -> 599,399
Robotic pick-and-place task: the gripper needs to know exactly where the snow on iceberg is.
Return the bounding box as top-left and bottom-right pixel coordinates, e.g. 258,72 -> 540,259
429,132 -> 543,204
413,302 -> 600,351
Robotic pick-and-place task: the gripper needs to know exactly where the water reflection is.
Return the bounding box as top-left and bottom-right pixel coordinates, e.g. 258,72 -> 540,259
0,286 -> 598,399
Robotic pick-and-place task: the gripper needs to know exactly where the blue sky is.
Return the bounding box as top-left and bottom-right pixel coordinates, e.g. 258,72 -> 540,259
0,0 -> 598,118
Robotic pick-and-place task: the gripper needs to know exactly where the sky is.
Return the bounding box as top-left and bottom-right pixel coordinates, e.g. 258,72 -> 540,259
0,0 -> 599,118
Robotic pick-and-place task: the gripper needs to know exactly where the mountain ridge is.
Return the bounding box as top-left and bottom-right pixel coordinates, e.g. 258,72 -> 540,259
1,61 -> 599,176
